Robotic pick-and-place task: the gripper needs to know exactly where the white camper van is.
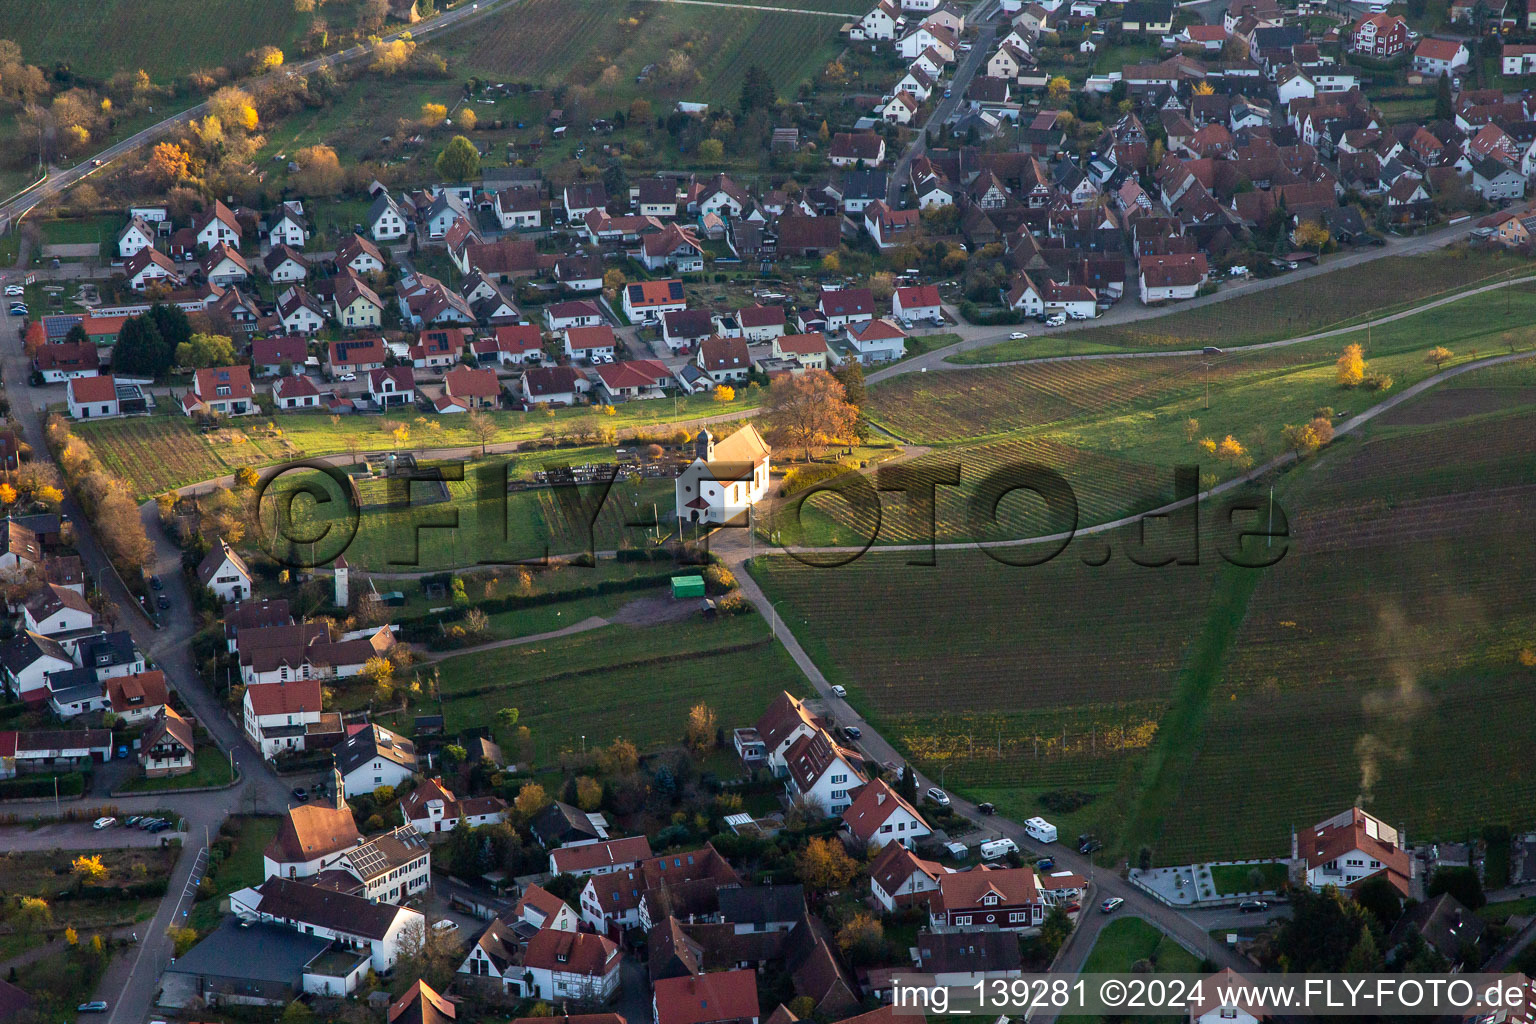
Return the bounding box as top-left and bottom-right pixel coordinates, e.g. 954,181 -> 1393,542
980,838 -> 1019,861
1024,817 -> 1058,843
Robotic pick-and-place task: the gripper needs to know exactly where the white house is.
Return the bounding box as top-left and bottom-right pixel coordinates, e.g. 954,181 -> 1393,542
22,584 -> 96,637
842,777 -> 931,849
334,723 -> 418,795
674,424 -> 770,525
242,679 -> 329,760
853,0 -> 900,39
230,876 -> 423,973
517,929 -> 621,1002
122,248 -> 181,292
196,538 -> 253,602
264,244 -> 309,283
783,728 -> 865,816
1412,37 -> 1469,77
550,835 -> 653,878
1138,253 -> 1209,304
400,777 -> 508,833
870,842 -> 947,912
66,375 -> 120,420
272,374 -> 321,410
563,324 -> 617,362
367,194 -> 409,242
117,217 -> 156,260
892,284 -> 943,322
881,90 -> 920,124
268,203 -> 310,249
1300,807 -> 1412,896
194,201 -> 241,250
276,286 -> 327,335
847,318 -> 908,365
0,631 -> 75,703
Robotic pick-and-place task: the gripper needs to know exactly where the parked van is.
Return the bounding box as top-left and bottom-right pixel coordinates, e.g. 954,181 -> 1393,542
1045,314 -> 1066,327
1024,816 -> 1058,843
980,838 -> 1019,861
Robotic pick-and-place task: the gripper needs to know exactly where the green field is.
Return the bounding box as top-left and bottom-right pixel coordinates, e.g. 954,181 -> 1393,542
1078,917 -> 1203,973
76,393 -> 760,500
0,0 -> 314,80
254,449 -> 676,570
436,0 -> 844,108
188,815 -> 279,932
953,248 -> 1530,363
377,612 -> 799,762
1208,862 -> 1287,895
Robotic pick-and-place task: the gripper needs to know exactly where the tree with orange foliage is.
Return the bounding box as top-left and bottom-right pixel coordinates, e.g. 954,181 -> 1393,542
146,142 -> 192,185
761,369 -> 859,462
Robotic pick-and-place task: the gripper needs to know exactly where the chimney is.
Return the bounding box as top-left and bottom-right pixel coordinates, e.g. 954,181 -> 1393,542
877,792 -> 887,805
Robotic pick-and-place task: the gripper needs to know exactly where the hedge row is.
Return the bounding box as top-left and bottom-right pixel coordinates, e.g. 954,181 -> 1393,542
0,771 -> 87,799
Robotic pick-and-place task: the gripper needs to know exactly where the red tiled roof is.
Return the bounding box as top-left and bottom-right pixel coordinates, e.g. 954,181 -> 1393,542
68,375 -> 117,404
551,836 -> 654,874
653,970 -> 759,1024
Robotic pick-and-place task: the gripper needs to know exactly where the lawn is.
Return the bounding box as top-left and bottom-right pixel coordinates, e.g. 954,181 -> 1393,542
436,0 -> 844,109
75,390 -> 762,500
955,247 -> 1529,361
377,612 -> 798,763
1078,916 -> 1203,973
188,815 -> 280,932
0,0 -> 315,81
116,746 -> 235,792
253,449 -> 678,569
1208,862 -> 1288,895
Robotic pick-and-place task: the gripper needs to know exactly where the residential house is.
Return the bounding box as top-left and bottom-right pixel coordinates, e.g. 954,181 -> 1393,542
623,280 -> 688,322
881,90 -> 920,125
847,318 -> 907,364
337,233 -> 387,276
892,284 -> 943,322
438,366 -> 501,412
653,970 -> 759,1024
22,584 -> 96,638
519,929 -> 621,1002
123,248 -> 182,292
105,670 -> 169,724
594,359 -> 672,402
563,182 -> 609,223
564,324 -> 618,362
830,132 -> 888,167
1413,38 -> 1469,76
368,194 -> 410,242
268,203 -> 309,249
852,0 -> 900,40
369,366 -> 417,408
263,244 -> 310,283
34,343 -> 100,384
242,677 -> 340,759
277,286 -> 327,335
141,707 -> 196,778
495,186 -> 544,229
334,272 -> 385,330
864,201 -> 921,249
117,217 -> 156,260
639,223 -> 704,272
784,729 -> 865,816
870,841 -> 947,911
273,374 -> 321,410
696,337 -> 752,383
842,777 -> 932,849
545,300 -> 605,331
66,374 -> 123,421
554,255 -> 604,293
410,328 -> 468,370
662,309 -> 715,353
400,777 -> 508,833
929,867 -> 1046,930
194,201 -> 241,250
328,337 -> 389,378
1300,807 -> 1412,895
738,304 -> 787,341
674,424 -> 770,525
522,366 -> 585,406
252,336 -> 309,376
1351,13 -> 1408,56
914,930 -> 1023,985
551,836 -> 654,878
335,723 -> 418,794
477,324 -> 544,365
1138,253 -> 1210,303
818,287 -> 876,328
0,632 -> 71,702
184,365 -> 256,417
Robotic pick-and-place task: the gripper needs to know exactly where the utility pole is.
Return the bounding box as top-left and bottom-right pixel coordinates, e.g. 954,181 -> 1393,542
1203,361 -> 1211,410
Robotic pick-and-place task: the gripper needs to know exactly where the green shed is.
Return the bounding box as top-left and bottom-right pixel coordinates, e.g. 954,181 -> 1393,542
671,575 -> 706,599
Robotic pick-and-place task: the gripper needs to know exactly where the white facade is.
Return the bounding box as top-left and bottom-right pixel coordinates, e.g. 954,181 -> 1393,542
202,553 -> 252,603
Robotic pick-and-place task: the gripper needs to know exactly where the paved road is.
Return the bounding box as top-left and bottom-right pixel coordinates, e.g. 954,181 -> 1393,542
0,0 -> 519,226
887,0 -> 1000,206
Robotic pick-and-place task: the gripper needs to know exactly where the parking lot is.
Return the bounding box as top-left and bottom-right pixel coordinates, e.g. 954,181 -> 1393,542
0,820 -> 184,851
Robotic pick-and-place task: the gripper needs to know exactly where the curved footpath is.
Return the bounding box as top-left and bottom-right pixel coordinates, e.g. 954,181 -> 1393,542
870,271 -> 1536,384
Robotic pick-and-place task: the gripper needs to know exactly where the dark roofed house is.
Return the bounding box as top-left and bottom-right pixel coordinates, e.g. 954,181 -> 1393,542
775,216 -> 842,257
532,800 -> 604,848
718,885 -> 806,933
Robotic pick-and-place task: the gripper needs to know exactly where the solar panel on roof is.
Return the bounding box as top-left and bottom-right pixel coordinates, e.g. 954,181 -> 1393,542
667,281 -> 683,299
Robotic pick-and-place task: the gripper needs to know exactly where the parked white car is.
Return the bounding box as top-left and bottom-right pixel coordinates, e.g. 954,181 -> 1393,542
92,816 -> 117,830
927,786 -> 950,807
1008,331 -> 1028,340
